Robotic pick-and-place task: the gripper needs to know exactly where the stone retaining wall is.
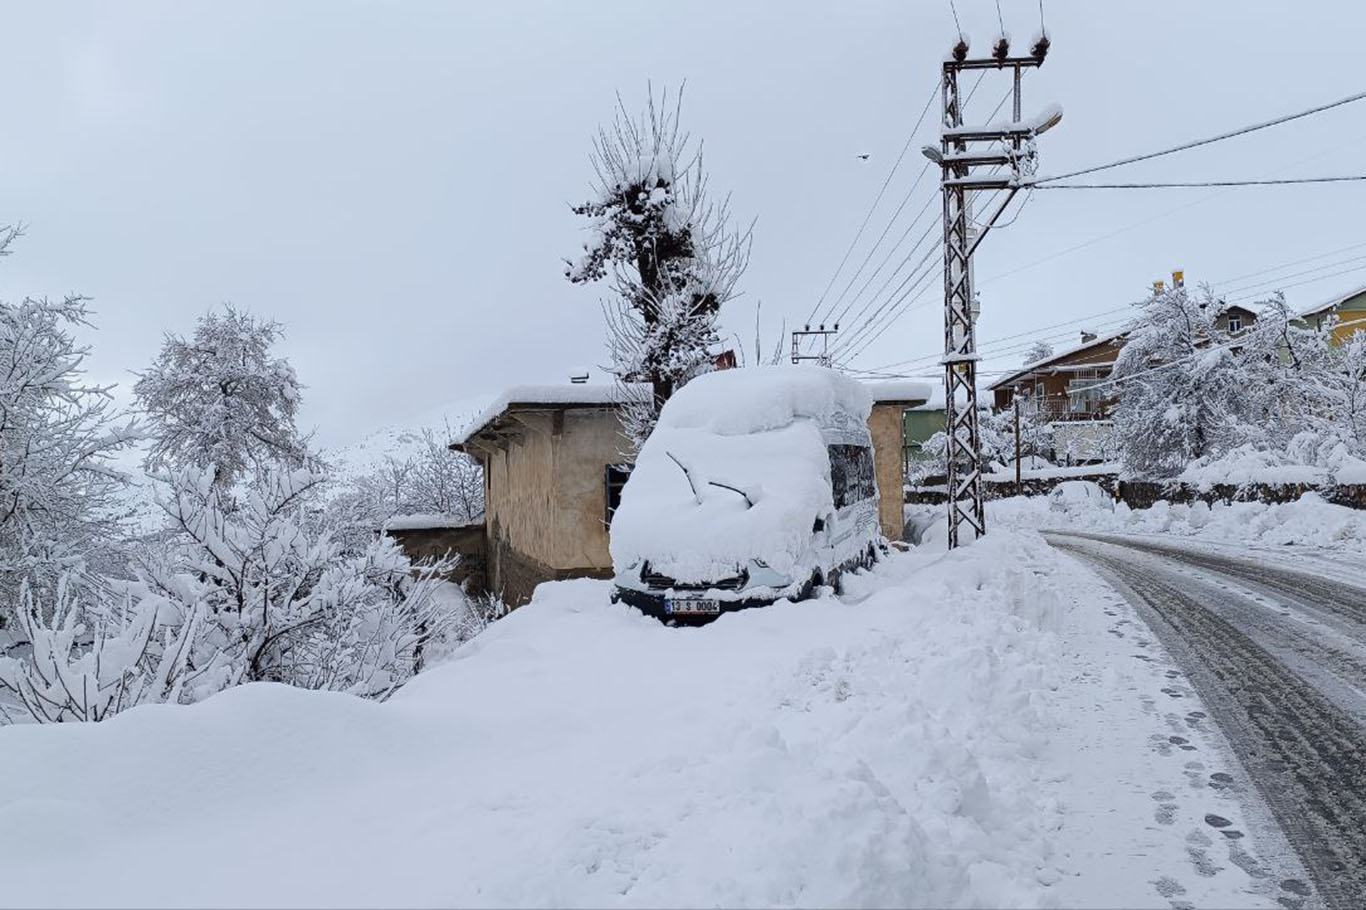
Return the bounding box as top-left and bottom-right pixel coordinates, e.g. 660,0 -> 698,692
906,476 -> 1366,511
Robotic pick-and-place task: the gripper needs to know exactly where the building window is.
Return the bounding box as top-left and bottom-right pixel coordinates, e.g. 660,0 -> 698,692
605,463 -> 634,525
1228,316 -> 1242,333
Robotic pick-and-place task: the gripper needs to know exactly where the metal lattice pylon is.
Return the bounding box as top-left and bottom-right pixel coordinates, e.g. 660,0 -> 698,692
934,38 -> 1053,548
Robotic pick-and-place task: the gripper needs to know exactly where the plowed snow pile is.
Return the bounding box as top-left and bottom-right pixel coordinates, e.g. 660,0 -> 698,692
0,533 -> 1066,908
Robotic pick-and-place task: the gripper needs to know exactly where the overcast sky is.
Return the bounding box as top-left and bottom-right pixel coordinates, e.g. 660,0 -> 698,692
2,1 -> 1363,447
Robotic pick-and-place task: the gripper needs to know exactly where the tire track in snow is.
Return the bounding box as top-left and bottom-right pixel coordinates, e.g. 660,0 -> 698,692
1047,533 -> 1366,910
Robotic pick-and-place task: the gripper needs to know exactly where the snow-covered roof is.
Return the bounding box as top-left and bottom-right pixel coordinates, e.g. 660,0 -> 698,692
859,379 -> 933,405
987,330 -> 1128,392
451,383 -> 650,447
383,513 -> 481,532
1299,283 -> 1366,318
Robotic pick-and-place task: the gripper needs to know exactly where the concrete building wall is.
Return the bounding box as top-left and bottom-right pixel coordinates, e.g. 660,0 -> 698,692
868,402 -> 909,541
479,407 -> 625,607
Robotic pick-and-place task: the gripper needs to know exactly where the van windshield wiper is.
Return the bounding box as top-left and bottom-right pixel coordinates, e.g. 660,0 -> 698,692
665,451 -> 704,504
707,480 -> 754,509
666,451 -> 754,509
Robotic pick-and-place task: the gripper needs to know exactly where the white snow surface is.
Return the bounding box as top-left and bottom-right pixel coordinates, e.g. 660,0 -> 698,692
3,532 -> 1071,909
611,367 -> 873,581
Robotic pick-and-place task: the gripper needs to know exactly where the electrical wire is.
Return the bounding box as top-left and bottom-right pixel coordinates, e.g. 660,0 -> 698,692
1224,262 -> 1366,305
830,201 -> 941,330
1028,88 -> 1366,186
1214,253 -> 1366,300
805,83 -> 939,325
832,239 -> 944,357
1033,175 -> 1366,189
823,163 -> 936,325
837,258 -> 945,365
1207,241 -> 1366,290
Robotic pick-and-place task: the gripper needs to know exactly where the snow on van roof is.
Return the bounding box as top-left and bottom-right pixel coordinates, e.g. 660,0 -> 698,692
451,382 -> 650,446
658,365 -> 873,437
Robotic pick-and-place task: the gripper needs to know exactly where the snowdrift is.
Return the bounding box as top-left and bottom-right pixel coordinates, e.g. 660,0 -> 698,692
983,491 -> 1366,552
0,531 -> 1068,909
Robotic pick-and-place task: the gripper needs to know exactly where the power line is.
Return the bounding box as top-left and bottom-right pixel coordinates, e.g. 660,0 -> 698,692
831,237 -> 943,356
1215,253 -> 1366,299
812,73 -> 989,328
1208,240 -> 1366,290
837,256 -> 945,364
1028,87 -> 1366,186
823,162 -> 936,325
830,200 -> 941,329
1033,175 -> 1366,189
805,83 -> 939,325
1224,262 -> 1366,305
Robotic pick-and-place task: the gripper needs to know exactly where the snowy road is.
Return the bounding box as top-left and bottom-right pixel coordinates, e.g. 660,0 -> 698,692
1046,531 -> 1366,910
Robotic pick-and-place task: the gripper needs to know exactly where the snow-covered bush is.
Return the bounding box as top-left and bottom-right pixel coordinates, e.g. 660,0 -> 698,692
0,229 -> 139,623
566,86 -> 751,448
135,306 -> 311,489
0,575 -> 200,723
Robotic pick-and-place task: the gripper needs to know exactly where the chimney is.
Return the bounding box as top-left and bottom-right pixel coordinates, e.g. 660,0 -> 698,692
1080,330 -> 1097,344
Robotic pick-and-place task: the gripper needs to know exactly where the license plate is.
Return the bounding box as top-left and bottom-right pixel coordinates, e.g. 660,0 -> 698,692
666,598 -> 720,615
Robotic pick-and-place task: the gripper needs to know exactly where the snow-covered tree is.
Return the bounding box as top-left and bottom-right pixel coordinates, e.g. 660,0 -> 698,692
135,306 -> 310,489
1112,286 -> 1253,478
1326,328 -> 1366,447
0,229 -> 139,620
1023,340 -> 1054,365
566,87 -> 751,448
327,426 -> 483,553
1234,293 -> 1335,447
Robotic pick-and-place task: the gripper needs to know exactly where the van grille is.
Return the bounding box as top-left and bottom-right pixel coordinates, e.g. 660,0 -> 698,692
641,564 -> 748,592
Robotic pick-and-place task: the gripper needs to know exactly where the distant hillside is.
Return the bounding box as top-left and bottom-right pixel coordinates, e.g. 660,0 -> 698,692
322,392 -> 492,488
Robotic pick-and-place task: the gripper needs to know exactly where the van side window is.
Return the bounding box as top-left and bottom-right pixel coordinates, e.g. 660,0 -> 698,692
828,445 -> 875,508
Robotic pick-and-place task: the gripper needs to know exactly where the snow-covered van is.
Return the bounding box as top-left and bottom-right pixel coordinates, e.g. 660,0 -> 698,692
610,365 -> 881,623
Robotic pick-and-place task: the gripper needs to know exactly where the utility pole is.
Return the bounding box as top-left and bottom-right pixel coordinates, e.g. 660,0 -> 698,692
1014,396 -> 1022,491
926,33 -> 1057,548
791,324 -> 839,366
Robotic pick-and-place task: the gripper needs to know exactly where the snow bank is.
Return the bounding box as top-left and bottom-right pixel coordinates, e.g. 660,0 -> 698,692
0,532 -> 1069,909
1172,435 -> 1366,489
985,491 -> 1366,553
